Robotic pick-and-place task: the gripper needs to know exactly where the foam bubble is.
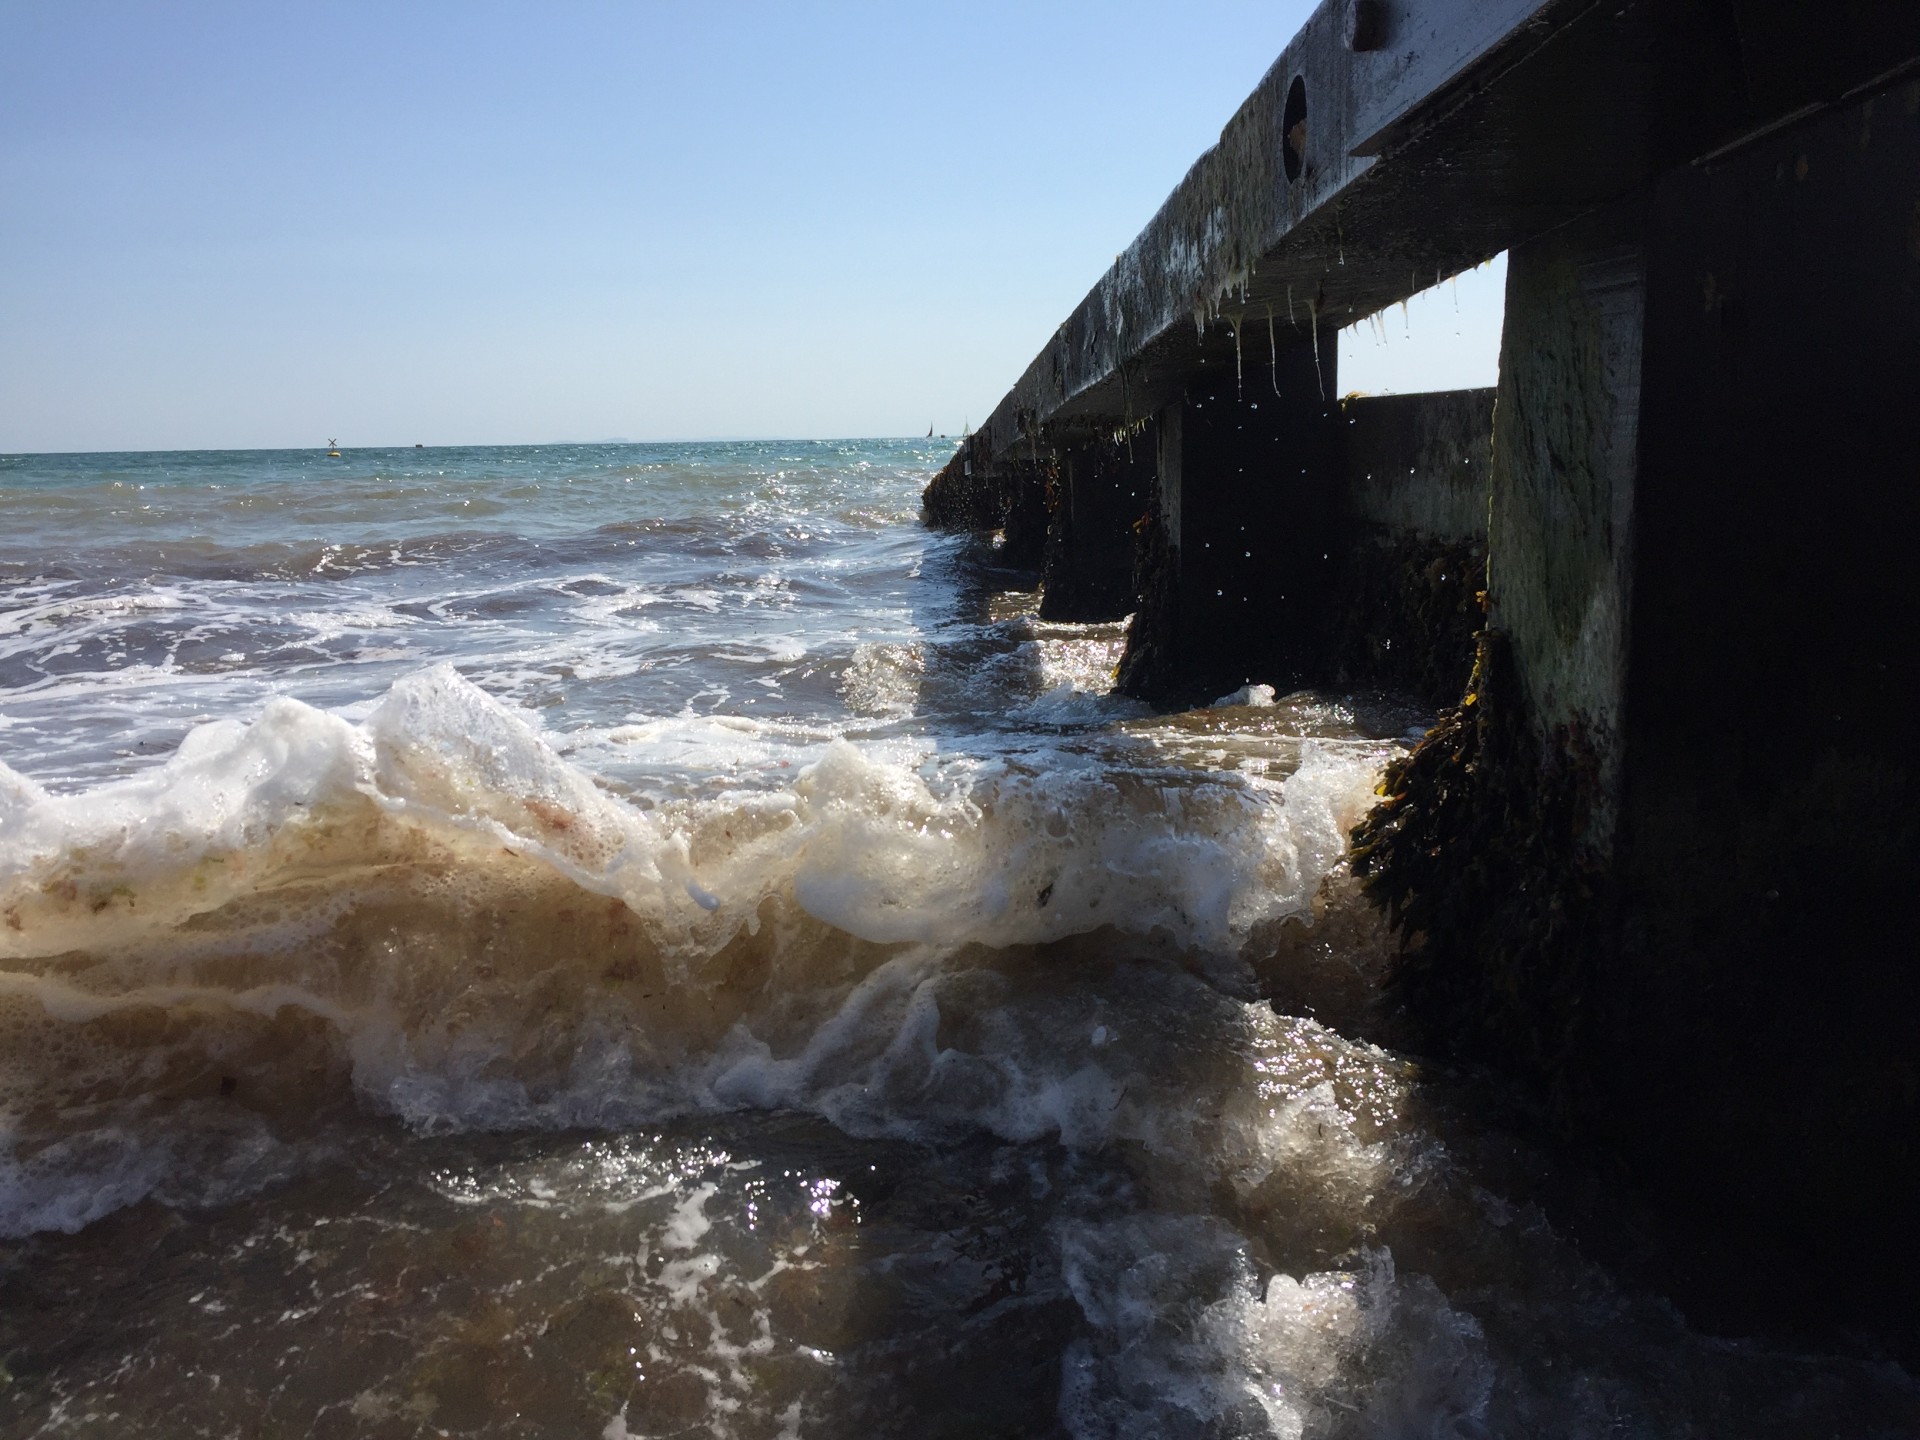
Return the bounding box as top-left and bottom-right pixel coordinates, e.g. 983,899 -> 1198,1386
1213,683 -> 1279,708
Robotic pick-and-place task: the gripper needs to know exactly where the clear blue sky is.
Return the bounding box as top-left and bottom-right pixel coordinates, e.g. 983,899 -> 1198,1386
1,1 -> 1501,452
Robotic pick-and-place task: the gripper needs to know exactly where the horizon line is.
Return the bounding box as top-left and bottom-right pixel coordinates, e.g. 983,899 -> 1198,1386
0,435 -> 968,461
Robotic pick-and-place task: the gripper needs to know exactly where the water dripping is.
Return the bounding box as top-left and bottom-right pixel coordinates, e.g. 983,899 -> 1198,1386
1267,304 -> 1282,397
1307,296 -> 1323,397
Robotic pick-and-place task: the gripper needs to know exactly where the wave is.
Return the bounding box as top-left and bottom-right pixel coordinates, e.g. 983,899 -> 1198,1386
0,664 -> 1383,1237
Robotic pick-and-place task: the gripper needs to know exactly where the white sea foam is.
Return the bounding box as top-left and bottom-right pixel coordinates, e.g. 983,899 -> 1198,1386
0,665 -> 1386,1239
1214,682 -> 1279,708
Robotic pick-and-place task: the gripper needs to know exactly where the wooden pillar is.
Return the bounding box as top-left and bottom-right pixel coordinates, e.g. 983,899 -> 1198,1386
1114,332 -> 1340,703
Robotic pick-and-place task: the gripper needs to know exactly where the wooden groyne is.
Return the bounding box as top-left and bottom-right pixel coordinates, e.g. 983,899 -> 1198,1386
930,0 -> 1920,1341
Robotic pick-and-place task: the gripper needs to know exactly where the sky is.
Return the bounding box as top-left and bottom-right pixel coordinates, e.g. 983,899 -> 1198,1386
0,1 -> 1504,453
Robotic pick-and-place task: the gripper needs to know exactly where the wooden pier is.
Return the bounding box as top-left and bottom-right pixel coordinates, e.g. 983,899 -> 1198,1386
929,0 -> 1920,1342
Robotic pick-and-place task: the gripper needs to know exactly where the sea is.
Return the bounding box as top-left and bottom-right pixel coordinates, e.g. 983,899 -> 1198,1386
0,441 -> 1912,1438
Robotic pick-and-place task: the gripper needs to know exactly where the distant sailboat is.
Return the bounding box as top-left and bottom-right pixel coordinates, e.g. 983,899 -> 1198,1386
926,424 -> 934,438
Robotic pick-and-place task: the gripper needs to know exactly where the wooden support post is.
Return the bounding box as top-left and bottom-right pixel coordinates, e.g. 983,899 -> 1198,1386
1115,334 -> 1340,703
1039,431 -> 1153,623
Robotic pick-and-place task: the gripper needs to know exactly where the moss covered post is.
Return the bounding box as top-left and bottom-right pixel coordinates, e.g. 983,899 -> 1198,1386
1359,87 -> 1920,1332
1487,213 -> 1645,847
1353,208 -> 1645,1099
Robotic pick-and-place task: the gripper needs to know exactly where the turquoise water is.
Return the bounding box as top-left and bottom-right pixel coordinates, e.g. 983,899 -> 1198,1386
0,441 -> 967,790
0,443 -> 1913,1437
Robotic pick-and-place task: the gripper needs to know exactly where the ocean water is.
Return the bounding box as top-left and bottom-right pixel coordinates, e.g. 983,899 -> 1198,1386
0,441 -> 1913,1437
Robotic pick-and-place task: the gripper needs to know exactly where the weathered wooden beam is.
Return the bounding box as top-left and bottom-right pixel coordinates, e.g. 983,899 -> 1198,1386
957,0 -> 1920,472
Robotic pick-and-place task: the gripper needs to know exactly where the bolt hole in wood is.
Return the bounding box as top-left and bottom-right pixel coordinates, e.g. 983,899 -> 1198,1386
1283,74 -> 1308,182
1348,0 -> 1389,52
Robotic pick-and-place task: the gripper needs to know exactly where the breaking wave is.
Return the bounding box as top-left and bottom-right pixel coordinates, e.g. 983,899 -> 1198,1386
0,665 -> 1381,1239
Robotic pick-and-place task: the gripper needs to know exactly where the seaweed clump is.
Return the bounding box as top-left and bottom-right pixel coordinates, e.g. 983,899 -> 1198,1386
921,444 -> 1001,533
997,456 -> 1051,571
1349,629 -> 1609,1112
1113,490 -> 1179,702
1326,533 -> 1486,710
